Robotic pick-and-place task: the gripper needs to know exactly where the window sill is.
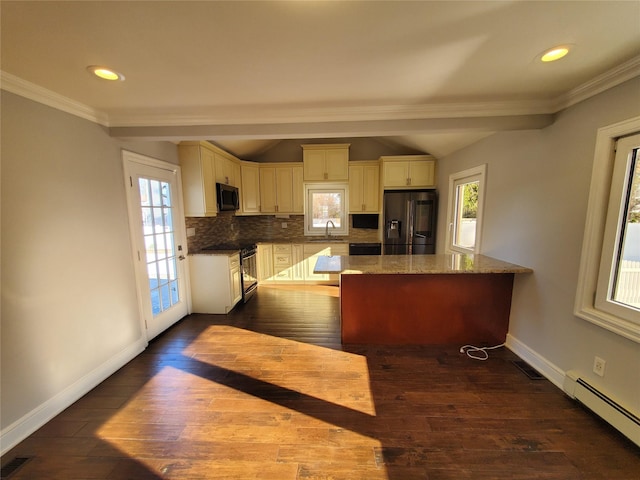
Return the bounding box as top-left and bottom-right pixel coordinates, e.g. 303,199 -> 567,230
574,304 -> 640,344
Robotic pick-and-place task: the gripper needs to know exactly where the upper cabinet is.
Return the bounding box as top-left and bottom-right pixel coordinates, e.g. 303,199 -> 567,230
381,155 -> 436,188
178,141 -> 218,217
179,141 -> 245,217
259,163 -> 303,214
240,161 -> 260,214
349,161 -> 380,213
302,144 -> 350,181
215,152 -> 240,187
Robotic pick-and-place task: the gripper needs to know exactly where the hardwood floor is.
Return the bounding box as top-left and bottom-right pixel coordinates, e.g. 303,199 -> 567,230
3,284 -> 639,479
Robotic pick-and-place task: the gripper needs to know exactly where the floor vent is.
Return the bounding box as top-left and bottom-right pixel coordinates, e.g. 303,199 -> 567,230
1,457 -> 32,479
564,371 -> 640,447
512,360 -> 545,379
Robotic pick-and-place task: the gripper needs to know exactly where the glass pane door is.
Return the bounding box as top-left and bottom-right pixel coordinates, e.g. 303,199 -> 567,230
139,178 -> 181,316
123,152 -> 188,340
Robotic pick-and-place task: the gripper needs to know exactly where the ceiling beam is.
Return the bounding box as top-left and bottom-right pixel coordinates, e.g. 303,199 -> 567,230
109,114 -> 554,142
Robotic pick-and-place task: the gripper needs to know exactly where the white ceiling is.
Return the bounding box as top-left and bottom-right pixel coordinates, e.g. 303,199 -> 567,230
2,1 -> 640,158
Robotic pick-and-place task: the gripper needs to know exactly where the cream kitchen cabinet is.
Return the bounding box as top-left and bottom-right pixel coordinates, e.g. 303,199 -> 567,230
240,161 -> 261,214
302,144 -> 350,181
349,161 -> 380,213
189,252 -> 241,314
215,153 -> 239,187
261,242 -> 346,285
259,164 -> 303,214
178,141 -> 218,217
272,244 -> 293,282
381,155 -> 436,188
292,244 -> 305,281
257,243 -> 274,281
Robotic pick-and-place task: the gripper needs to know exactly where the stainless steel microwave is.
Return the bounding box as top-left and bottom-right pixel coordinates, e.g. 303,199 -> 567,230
216,183 -> 239,211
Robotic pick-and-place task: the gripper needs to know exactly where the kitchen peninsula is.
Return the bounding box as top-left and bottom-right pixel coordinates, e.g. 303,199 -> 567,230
314,254 -> 532,345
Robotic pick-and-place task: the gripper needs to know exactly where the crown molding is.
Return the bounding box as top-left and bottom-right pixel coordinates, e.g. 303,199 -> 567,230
553,54 -> 640,111
0,71 -> 109,126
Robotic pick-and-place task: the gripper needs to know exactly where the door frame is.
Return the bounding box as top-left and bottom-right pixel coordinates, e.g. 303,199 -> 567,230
122,150 -> 192,341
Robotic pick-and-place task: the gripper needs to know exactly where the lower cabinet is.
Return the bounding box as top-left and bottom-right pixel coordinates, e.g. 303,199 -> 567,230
257,244 -> 273,281
189,253 -> 242,314
259,242 -> 348,285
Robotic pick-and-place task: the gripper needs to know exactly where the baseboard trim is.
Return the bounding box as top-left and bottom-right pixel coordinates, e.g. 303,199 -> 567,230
0,337 -> 147,456
505,333 -> 566,389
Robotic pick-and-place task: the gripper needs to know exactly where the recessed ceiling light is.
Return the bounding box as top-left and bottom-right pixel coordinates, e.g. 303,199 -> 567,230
87,65 -> 125,81
540,46 -> 570,63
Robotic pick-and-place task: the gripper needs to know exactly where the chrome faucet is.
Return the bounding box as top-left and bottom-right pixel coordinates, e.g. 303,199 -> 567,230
325,220 -> 336,238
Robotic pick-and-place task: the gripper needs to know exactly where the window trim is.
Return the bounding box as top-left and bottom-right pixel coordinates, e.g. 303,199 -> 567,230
445,164 -> 487,254
574,116 -> 640,343
303,183 -> 349,237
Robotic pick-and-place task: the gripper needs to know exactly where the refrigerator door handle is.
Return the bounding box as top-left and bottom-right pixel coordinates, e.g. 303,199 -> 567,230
408,200 -> 415,239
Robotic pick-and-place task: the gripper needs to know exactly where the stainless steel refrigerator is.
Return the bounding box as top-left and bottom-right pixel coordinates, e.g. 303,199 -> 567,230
383,190 -> 437,254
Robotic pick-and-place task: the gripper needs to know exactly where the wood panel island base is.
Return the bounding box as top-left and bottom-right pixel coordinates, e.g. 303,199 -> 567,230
314,254 -> 532,345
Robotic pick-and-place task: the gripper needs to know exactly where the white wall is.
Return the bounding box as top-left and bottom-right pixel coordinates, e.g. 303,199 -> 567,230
436,77 -> 640,413
0,92 -> 179,450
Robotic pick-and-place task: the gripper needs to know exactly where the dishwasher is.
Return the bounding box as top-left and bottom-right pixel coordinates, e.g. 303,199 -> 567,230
348,242 -> 382,256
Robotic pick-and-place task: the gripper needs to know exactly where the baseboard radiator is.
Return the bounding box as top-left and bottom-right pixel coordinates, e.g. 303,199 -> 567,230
564,371 -> 640,447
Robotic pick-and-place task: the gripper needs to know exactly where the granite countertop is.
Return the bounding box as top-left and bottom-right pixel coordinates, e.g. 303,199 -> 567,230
314,254 -> 533,275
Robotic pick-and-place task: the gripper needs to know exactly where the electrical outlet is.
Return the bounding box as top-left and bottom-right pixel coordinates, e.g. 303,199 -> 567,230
186,227 -> 196,237
593,356 -> 606,377
281,222 -> 288,229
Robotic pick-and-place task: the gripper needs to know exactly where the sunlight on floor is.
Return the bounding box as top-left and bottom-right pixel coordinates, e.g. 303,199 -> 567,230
98,325 -> 389,478
182,325 -> 377,416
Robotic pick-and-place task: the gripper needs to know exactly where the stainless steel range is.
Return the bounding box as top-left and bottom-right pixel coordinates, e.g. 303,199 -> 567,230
203,243 -> 258,303
238,244 -> 258,302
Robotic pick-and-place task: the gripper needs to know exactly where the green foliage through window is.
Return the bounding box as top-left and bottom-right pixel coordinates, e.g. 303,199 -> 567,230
462,182 -> 479,219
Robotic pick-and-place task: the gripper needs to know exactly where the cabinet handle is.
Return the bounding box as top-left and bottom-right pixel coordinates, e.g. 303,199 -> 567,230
324,172 -> 328,180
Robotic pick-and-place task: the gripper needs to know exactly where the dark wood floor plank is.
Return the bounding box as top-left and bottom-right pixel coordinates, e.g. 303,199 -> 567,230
2,284 -> 638,480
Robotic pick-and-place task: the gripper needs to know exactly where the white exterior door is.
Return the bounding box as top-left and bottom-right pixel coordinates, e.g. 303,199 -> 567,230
123,151 -> 189,340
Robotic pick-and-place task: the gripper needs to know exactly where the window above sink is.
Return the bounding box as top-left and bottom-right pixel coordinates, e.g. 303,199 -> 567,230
304,183 -> 349,237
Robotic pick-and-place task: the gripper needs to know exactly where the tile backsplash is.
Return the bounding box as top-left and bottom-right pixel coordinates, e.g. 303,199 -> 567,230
185,214 -> 380,252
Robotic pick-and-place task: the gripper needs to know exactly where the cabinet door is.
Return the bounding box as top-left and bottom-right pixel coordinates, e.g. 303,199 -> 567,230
275,167 -> 294,213
349,165 -> 364,213
325,149 -> 349,180
292,166 -> 304,213
230,263 -> 242,306
259,167 -> 277,213
303,150 -> 327,181
362,165 -> 380,212
201,149 -> 218,215
241,163 -> 261,213
215,154 -> 234,185
179,144 -> 217,217
292,244 -> 305,281
257,244 -> 273,281
408,160 -> 435,187
383,161 -> 410,187
232,161 -> 242,189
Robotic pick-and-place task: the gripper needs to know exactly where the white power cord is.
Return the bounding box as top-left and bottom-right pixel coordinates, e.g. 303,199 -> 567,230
459,343 -> 505,360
